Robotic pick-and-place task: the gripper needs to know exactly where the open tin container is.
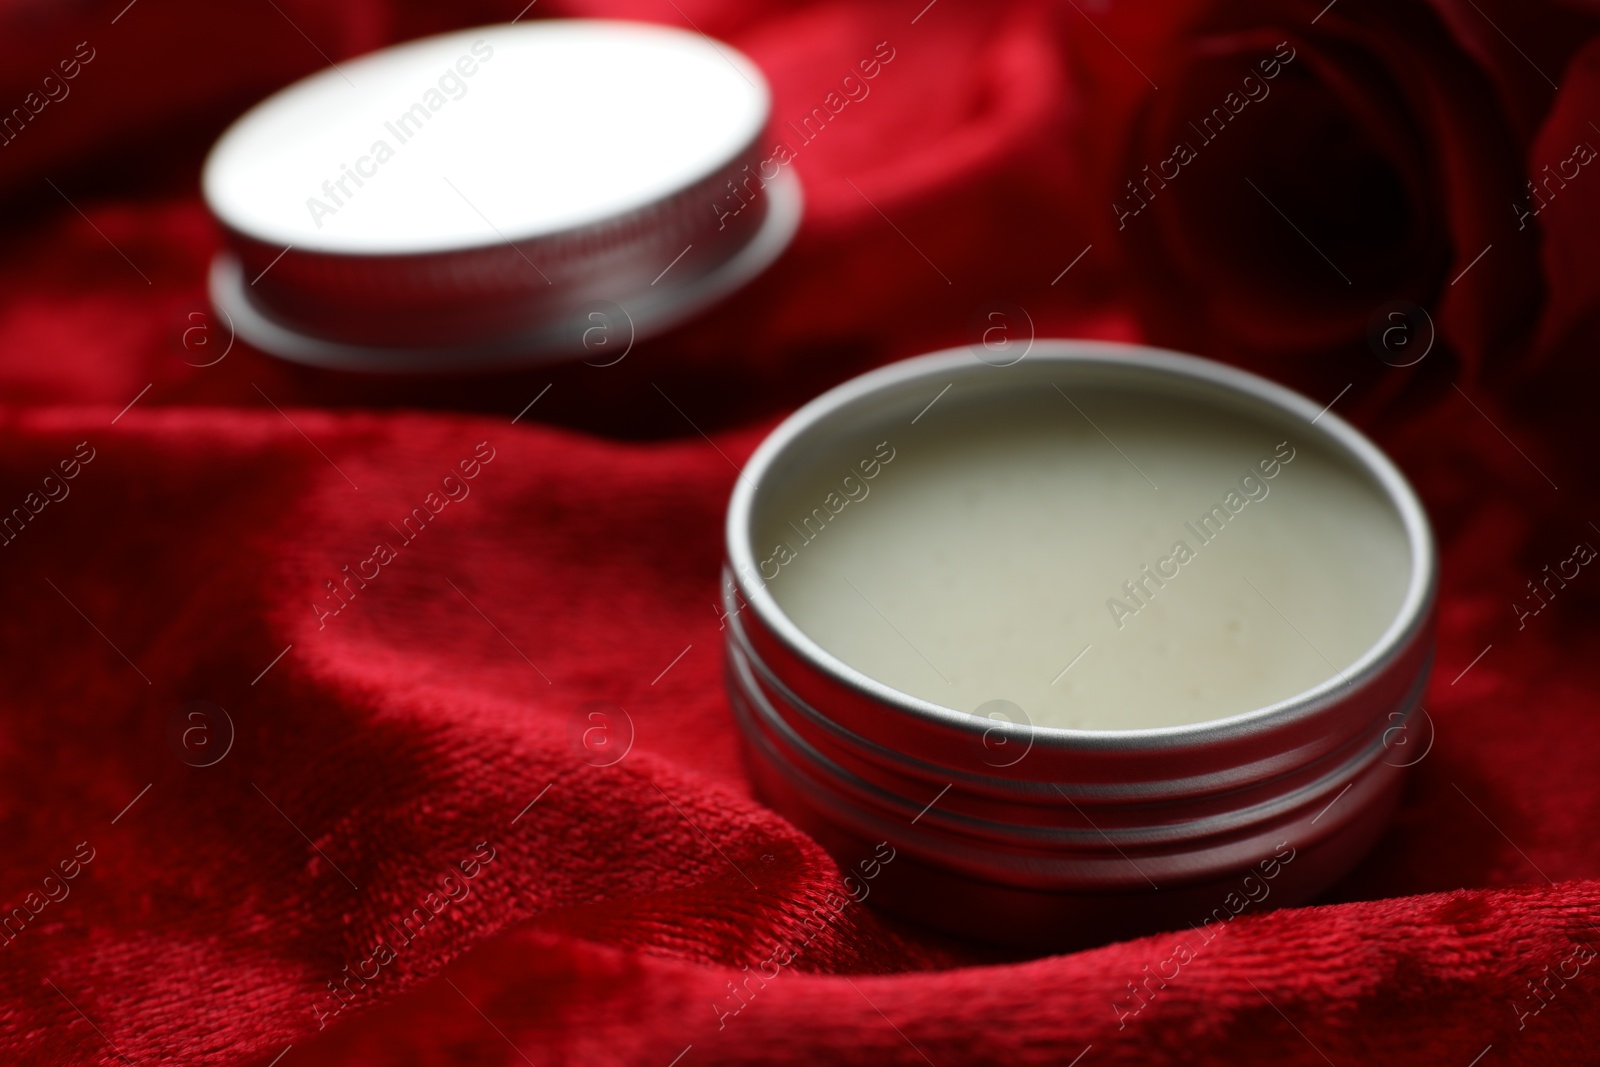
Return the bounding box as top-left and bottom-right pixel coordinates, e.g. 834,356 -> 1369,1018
722,341 -> 1436,948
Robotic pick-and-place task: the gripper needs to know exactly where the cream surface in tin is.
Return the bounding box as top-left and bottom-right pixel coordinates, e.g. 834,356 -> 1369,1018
754,384 -> 1411,730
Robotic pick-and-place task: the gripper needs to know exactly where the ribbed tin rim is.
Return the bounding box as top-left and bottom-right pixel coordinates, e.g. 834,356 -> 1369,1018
724,570 -> 1432,805
206,170 -> 802,373
726,621 -> 1431,845
725,341 -> 1437,754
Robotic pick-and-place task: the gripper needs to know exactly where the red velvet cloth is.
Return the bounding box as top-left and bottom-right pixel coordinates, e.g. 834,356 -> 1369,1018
3,1 -> 1599,1064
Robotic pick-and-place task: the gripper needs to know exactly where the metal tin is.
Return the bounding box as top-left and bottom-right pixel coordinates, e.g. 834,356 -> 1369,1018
722,341 -> 1436,948
203,20 -> 801,373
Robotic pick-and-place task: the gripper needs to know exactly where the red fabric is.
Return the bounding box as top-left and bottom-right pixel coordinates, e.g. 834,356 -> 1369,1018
3,0 -> 1599,1064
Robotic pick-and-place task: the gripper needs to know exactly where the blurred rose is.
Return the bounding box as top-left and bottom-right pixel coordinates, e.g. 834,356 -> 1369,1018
1066,0 -> 1600,381
1525,34 -> 1600,360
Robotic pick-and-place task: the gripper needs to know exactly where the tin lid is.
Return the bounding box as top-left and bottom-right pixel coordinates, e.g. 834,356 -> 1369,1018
202,19 -> 801,373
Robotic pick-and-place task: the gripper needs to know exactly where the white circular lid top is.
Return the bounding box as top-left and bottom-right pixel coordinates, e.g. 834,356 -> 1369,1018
202,20 -> 770,254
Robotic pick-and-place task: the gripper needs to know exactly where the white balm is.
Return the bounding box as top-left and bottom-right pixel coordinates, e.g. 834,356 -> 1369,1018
755,382 -> 1411,730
